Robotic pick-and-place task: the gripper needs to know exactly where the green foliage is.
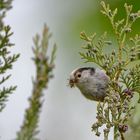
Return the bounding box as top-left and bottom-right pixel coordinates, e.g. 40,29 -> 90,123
0,0 -> 13,29
80,1 -> 140,140
0,0 -> 19,111
16,24 -> 56,140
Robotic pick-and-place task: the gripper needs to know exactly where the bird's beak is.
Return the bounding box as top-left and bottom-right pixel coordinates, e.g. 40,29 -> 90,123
69,78 -> 76,88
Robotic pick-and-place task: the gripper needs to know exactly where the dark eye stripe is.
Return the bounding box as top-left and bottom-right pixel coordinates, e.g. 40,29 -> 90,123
74,67 -> 95,76
90,68 -> 95,75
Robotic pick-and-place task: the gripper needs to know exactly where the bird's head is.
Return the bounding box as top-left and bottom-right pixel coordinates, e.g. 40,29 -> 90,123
69,67 -> 95,88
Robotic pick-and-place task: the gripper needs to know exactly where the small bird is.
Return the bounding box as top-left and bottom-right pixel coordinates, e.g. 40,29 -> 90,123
69,67 -> 109,101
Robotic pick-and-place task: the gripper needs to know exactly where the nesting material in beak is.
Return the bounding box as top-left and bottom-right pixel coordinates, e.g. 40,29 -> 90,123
69,68 -> 79,88
69,79 -> 75,88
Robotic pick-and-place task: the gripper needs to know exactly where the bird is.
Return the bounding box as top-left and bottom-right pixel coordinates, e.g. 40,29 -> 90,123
69,67 -> 109,102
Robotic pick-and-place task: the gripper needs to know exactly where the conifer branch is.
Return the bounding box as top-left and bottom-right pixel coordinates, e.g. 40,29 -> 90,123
16,24 -> 56,140
0,0 -> 19,111
80,1 -> 140,140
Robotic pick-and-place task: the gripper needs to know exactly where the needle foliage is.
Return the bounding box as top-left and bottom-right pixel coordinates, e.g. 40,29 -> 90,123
80,1 -> 140,140
0,0 -> 19,111
16,24 -> 56,140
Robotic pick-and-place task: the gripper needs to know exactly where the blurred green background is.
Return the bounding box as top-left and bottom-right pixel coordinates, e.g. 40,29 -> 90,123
0,0 -> 140,140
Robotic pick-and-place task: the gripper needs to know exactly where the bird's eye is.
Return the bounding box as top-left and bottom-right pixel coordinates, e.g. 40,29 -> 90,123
77,73 -> 81,78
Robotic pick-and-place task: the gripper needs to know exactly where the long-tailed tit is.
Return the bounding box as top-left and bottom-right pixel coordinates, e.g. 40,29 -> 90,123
69,67 -> 109,101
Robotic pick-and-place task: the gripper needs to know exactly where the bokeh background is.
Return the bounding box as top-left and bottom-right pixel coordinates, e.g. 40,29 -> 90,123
0,0 -> 140,140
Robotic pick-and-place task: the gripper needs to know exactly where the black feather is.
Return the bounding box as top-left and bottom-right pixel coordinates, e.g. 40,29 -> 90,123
74,67 -> 95,76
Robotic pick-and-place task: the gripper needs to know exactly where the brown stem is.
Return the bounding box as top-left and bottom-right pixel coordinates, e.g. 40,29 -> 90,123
120,132 -> 125,140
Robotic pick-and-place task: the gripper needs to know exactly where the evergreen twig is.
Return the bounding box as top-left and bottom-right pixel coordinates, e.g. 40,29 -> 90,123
0,0 -> 19,111
16,24 -> 56,140
80,1 -> 140,140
